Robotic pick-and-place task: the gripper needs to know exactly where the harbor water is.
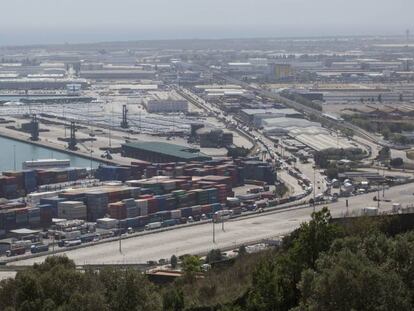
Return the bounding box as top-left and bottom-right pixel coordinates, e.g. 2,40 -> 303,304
0,136 -> 101,171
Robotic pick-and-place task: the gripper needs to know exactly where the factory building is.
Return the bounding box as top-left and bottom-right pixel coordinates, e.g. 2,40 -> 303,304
0,78 -> 89,90
79,70 -> 156,80
271,63 -> 294,80
143,91 -> 188,113
122,142 -> 211,163
240,108 -> 303,127
195,127 -> 233,148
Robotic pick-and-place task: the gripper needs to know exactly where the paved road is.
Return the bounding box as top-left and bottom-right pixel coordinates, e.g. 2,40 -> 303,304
9,183 -> 414,266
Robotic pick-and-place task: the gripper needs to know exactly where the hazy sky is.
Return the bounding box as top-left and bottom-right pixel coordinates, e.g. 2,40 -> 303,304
0,0 -> 412,45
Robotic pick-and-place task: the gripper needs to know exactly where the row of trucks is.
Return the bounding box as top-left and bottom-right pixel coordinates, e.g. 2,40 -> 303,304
144,210 -> 234,230
6,243 -> 49,257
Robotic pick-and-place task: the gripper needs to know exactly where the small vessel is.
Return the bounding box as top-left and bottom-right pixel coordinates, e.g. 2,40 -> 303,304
22,159 -> 70,170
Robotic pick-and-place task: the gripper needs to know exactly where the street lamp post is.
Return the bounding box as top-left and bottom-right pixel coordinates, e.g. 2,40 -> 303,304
212,219 -> 216,243
313,165 -> 316,213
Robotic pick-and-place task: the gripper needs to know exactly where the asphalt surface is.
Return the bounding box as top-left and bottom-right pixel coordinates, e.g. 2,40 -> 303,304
9,182 -> 414,266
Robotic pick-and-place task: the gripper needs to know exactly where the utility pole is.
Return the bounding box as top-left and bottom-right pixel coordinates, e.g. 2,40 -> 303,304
90,141 -> 93,173
377,184 -> 380,209
120,104 -> 129,129
119,224 -> 122,253
13,145 -> 16,171
212,219 -> 216,243
313,165 -> 316,213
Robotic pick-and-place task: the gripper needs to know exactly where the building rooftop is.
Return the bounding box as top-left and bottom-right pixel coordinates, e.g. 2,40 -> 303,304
242,108 -> 301,116
123,141 -> 210,160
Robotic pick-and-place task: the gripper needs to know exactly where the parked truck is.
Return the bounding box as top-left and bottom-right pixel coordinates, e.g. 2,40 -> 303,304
6,244 -> 26,257
145,222 -> 162,230
31,244 -> 49,254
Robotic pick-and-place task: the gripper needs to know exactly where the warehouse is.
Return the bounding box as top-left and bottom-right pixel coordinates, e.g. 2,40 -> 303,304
240,108 -> 303,126
143,91 -> 188,113
195,127 -> 233,148
79,70 -> 156,80
0,78 -> 89,90
122,142 -> 211,162
262,117 -> 321,131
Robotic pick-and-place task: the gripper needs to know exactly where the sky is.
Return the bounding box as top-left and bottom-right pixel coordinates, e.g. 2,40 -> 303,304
0,0 -> 412,45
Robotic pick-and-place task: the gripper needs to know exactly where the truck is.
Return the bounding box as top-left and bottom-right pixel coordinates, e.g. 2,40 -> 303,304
65,239 -> 82,247
31,244 -> 49,254
6,244 -> 26,257
145,222 -> 162,230
213,210 -> 232,222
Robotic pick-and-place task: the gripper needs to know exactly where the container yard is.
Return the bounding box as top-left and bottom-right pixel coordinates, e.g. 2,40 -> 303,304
0,156 -> 277,250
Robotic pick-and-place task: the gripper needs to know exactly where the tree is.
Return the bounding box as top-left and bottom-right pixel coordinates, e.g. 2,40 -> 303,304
238,245 -> 247,256
99,268 -> 162,311
246,208 -> 342,311
296,249 -> 411,311
206,249 -> 223,264
181,255 -> 201,281
170,255 -> 178,269
390,157 -> 404,167
377,146 -> 391,161
162,287 -> 184,311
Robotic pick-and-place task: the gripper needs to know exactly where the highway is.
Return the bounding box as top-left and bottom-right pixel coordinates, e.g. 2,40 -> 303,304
8,182 -> 414,266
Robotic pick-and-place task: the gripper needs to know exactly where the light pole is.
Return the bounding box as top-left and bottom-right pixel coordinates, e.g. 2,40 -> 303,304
13,145 -> 16,171
119,223 -> 122,254
312,165 -> 316,213
212,218 -> 216,243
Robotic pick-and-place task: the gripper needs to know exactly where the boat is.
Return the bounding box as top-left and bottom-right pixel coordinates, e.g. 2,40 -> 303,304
22,159 -> 70,170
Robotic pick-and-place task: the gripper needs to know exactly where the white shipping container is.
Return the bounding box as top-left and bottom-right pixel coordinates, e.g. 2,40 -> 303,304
97,218 -> 119,229
58,201 -> 87,220
171,209 -> 181,219
139,206 -> 148,216
135,199 -> 148,208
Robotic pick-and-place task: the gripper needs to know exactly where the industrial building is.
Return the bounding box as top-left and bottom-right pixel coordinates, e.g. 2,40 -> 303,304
195,127 -> 233,148
0,78 -> 89,90
143,91 -> 188,113
271,63 -> 294,80
122,141 -> 211,162
240,108 -> 303,127
79,70 -> 156,80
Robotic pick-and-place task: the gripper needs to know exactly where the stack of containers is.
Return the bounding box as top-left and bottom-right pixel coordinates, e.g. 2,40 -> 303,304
123,199 -> 138,218
214,184 -> 228,203
154,195 -> 167,211
38,204 -> 54,226
108,202 -> 126,220
86,192 -> 109,222
15,208 -> 28,227
27,207 -> 41,227
39,197 -> 66,216
237,167 -> 245,185
135,199 -> 148,216
165,195 -> 177,210
53,169 -> 69,183
4,209 -> 16,230
128,187 -> 141,198
147,198 -> 158,214
191,205 -> 202,218
0,176 -> 19,199
206,188 -> 219,204
170,209 -> 181,220
145,166 -> 157,178
57,201 -> 87,220
96,165 -> 132,182
194,189 -> 209,205
186,191 -> 197,207
66,168 -> 79,181
23,170 -> 37,193
37,170 -> 56,185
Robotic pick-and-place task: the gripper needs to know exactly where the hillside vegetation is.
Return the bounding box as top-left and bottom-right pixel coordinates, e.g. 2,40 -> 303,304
1,208 -> 414,310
